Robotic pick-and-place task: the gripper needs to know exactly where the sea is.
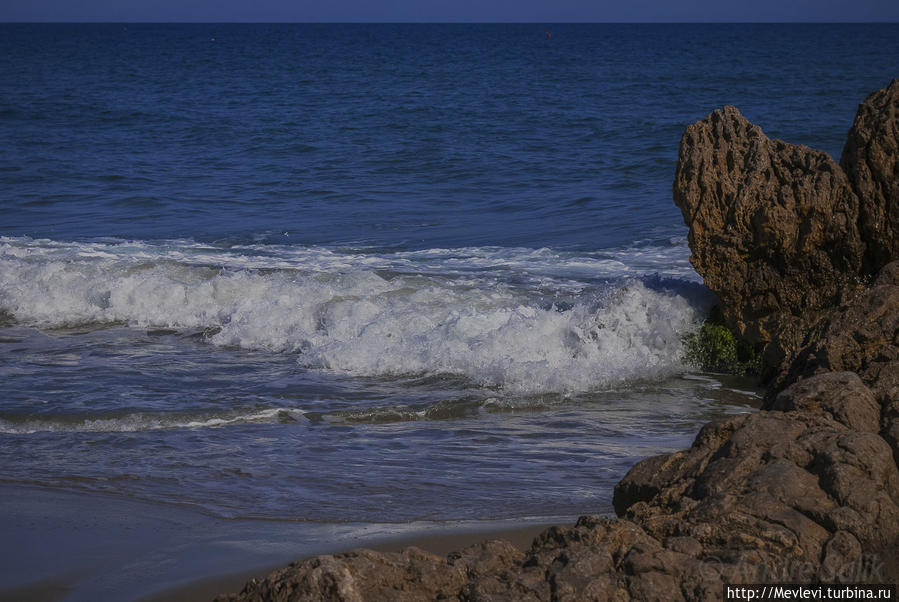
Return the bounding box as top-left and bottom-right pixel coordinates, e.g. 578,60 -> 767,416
1,22 -> 898,598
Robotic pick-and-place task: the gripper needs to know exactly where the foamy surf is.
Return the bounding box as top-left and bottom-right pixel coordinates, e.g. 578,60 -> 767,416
0,407 -> 306,434
0,236 -> 711,394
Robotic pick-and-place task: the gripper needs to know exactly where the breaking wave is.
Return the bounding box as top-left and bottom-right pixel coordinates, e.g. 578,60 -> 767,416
0,237 -> 711,394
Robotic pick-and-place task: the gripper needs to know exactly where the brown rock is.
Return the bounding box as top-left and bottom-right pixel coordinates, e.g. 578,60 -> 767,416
616,371 -> 899,583
841,78 -> 899,271
214,547 -> 467,602
673,105 -> 864,369
675,80 -> 899,379
768,371 -> 881,432
774,261 -> 899,391
880,361 -> 899,465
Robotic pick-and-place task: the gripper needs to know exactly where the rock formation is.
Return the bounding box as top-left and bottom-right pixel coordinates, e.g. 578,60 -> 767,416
775,262 -> 899,394
842,79 -> 899,272
673,78 -> 898,375
673,106 -> 863,371
216,81 -> 899,601
615,368 -> 899,585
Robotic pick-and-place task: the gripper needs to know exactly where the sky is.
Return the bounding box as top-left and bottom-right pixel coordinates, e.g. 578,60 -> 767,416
1,0 -> 898,22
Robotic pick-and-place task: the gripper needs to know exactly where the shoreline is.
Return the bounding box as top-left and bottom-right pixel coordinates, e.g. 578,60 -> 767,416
141,521 -> 558,602
0,483 -> 569,602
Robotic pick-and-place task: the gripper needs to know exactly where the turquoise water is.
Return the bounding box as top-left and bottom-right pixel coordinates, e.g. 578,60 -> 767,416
0,24 -> 896,525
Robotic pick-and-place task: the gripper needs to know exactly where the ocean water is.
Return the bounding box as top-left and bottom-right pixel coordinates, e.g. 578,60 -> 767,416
1,24 -> 898,526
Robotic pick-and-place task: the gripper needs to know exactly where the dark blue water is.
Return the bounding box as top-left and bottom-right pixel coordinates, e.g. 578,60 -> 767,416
0,24 -> 896,529
3,24 -> 897,248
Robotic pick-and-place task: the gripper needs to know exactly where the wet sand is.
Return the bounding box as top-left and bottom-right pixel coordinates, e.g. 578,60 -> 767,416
143,522 -> 554,602
0,484 -> 568,602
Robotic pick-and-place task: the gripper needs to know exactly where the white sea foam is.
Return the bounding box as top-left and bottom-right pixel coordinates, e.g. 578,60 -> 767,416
0,237 -> 710,393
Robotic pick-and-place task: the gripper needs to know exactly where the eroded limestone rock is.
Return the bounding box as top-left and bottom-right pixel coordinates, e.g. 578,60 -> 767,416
842,79 -> 899,271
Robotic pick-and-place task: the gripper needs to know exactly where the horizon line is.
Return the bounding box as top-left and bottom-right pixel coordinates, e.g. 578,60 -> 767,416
2,20 -> 898,24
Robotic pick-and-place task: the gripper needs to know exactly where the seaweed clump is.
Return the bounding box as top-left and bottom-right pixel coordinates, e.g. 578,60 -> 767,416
683,309 -> 761,376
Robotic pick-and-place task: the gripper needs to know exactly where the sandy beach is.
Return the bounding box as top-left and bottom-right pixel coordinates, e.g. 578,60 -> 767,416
0,483 -> 564,602
144,522 -> 554,602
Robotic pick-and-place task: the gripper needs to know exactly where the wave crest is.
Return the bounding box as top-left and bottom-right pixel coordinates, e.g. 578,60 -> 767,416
0,237 -> 711,393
